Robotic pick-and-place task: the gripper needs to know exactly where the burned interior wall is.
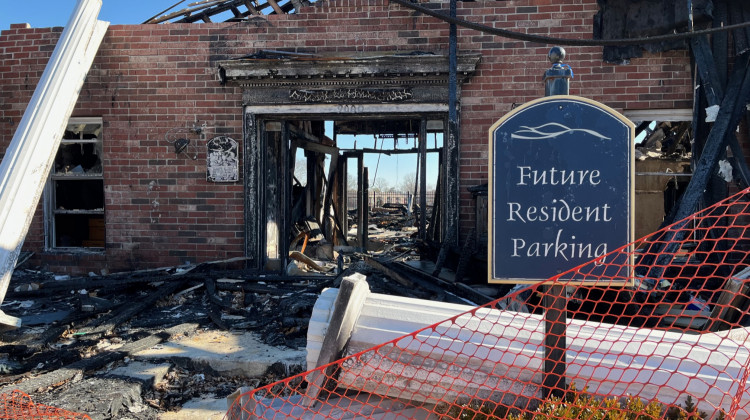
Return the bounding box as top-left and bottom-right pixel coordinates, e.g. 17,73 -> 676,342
635,159 -> 691,239
0,0 -> 694,273
594,0 -> 714,63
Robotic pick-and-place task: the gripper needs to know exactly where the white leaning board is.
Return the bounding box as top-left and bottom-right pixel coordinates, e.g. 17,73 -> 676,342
307,287 -> 750,417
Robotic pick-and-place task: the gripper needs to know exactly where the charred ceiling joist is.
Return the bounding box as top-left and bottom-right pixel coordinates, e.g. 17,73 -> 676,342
144,0 -> 312,24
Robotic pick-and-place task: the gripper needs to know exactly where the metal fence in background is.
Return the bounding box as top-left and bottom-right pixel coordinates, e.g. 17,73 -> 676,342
346,191 -> 436,211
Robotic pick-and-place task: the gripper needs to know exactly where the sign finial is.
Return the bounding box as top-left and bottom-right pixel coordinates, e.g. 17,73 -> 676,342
544,46 -> 573,96
548,46 -> 566,64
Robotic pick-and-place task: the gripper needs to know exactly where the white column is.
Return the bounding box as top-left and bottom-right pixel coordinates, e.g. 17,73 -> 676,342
308,288 -> 750,416
0,0 -> 109,328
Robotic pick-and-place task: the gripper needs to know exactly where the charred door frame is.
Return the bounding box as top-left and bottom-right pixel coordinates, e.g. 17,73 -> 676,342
244,106 -> 448,271
219,53 -> 481,271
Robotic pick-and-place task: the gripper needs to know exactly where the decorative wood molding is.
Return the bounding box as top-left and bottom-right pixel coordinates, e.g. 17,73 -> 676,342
289,87 -> 414,103
217,51 -> 481,90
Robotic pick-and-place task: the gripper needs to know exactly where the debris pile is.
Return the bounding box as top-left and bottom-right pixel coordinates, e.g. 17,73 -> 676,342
0,233 -> 502,418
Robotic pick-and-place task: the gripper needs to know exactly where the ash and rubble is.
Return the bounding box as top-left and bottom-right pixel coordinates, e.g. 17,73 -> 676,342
0,208 -> 501,419
0,139 -> 709,419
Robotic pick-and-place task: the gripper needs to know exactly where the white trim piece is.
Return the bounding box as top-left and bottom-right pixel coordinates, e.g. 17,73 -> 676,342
308,288 -> 750,416
0,0 -> 109,327
244,103 -> 449,115
624,108 -> 693,123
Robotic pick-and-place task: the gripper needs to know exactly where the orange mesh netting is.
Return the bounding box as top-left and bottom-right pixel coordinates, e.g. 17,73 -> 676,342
0,390 -> 90,419
228,187 -> 750,419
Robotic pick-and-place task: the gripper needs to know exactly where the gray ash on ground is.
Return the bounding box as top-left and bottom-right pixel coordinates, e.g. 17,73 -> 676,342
0,237 -> 497,418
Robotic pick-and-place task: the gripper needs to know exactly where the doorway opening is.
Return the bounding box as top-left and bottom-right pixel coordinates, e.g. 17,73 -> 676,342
255,115 -> 446,274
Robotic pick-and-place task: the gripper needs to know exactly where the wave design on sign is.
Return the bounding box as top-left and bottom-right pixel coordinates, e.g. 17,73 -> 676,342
511,123 -> 611,140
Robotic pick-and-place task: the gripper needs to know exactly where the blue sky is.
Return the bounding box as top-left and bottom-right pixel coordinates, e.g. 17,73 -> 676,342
336,133 -> 442,192
1,1 -> 180,30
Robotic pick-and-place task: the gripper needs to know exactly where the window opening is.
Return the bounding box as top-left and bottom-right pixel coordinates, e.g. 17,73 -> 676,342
628,114 -> 693,239
258,116 -> 446,274
335,118 -> 444,246
46,117 -> 105,249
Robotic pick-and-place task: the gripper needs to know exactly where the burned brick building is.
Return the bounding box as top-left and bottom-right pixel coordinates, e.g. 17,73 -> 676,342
0,0 -> 741,277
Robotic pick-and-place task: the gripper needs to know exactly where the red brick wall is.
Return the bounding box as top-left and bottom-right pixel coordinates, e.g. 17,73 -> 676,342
0,0 -> 693,274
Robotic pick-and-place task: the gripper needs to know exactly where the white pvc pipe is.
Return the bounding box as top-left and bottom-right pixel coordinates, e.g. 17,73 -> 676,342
308,288 -> 750,417
0,0 -> 108,327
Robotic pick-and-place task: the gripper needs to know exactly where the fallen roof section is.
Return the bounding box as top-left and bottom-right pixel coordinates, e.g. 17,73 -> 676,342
144,0 -> 316,24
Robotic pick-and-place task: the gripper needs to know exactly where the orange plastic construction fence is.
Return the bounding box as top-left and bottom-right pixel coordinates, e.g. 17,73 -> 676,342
228,186 -> 750,419
0,390 -> 91,420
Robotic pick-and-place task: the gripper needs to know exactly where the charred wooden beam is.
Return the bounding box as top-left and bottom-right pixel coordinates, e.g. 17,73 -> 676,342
288,251 -> 329,272
245,112 -> 262,270
644,53 -> 750,277
712,0 -> 729,89
206,303 -> 229,330
727,130 -> 750,188
266,0 -> 284,14
215,278 -> 329,295
691,26 -> 750,187
337,157 -> 349,242
0,323 -> 198,395
362,167 -> 370,250
289,126 -> 337,155
691,35 -> 723,112
243,0 -> 260,15
362,255 -> 413,288
674,54 -> 750,222
151,0 -> 281,24
0,308 -> 100,359
291,138 -> 338,157
227,274 -> 333,282
427,154 -> 443,242
419,118 -> 428,240
75,279 -> 189,337
432,229 -> 454,278
454,228 -> 476,283
340,147 -> 442,155
729,2 -> 750,56
323,153 -> 339,242
691,34 -> 729,205
7,257 -> 251,297
395,260 -> 495,305
282,122 -> 292,271
356,154 -> 365,251
205,278 -> 231,308
329,163 -> 348,247
289,0 -> 307,11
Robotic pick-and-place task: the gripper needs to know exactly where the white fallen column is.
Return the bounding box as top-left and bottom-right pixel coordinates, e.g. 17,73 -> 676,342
0,0 -> 108,328
308,287 -> 750,416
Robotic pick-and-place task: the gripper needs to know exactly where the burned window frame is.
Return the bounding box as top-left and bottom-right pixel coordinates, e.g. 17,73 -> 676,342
44,117 -> 105,250
625,109 -> 693,239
